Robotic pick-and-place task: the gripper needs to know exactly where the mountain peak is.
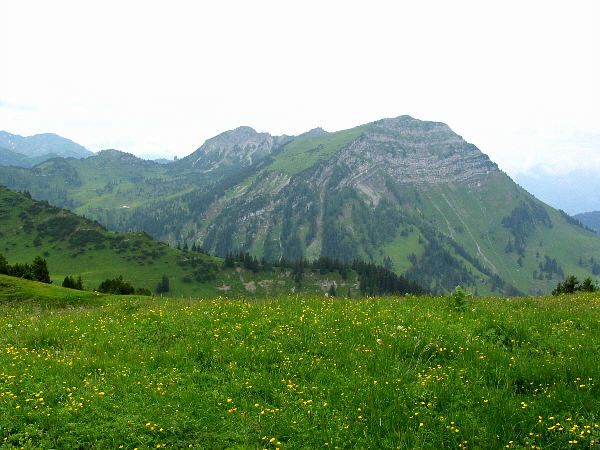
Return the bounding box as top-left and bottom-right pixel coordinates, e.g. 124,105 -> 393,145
231,125 -> 258,134
298,127 -> 328,139
96,149 -> 137,158
370,115 -> 453,134
93,149 -> 156,165
182,126 -> 282,171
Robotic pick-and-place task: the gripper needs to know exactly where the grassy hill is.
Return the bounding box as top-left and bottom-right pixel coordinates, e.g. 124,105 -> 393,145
0,275 -> 598,448
0,186 -> 377,298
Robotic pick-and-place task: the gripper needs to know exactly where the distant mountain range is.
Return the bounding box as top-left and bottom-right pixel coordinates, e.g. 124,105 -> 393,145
574,211 -> 600,234
516,167 -> 600,215
1,116 -> 599,295
0,131 -> 93,167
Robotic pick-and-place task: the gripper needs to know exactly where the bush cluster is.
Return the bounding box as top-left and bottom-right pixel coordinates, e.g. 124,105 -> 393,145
0,253 -> 51,284
62,275 -> 84,290
97,275 -> 151,296
552,275 -> 597,295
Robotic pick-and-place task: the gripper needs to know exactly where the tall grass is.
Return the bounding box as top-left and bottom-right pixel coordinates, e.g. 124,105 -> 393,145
0,283 -> 598,448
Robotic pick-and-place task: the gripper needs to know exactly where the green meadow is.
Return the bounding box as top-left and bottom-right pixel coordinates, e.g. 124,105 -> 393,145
0,275 -> 598,449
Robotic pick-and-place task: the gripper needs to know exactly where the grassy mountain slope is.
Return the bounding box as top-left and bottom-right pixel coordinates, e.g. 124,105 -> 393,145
1,117 -> 599,294
413,177 -> 600,294
0,273 -> 101,306
0,150 -> 223,238
0,187 -> 368,298
267,125 -> 366,175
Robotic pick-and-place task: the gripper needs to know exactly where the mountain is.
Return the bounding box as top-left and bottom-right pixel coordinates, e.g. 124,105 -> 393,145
0,131 -> 93,167
574,211 -> 600,234
516,167 -> 600,215
0,146 -> 31,167
1,116 -> 599,295
0,185 -> 397,297
152,158 -> 173,164
137,153 -> 175,164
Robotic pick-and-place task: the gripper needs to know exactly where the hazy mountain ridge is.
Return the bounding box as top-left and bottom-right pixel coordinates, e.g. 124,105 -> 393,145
574,211 -> 600,234
0,146 -> 31,167
1,116 -> 599,295
0,131 -> 93,167
516,166 -> 600,215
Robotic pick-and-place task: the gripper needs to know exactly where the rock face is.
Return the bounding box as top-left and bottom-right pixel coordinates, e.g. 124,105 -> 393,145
181,126 -> 291,171
315,117 -> 497,197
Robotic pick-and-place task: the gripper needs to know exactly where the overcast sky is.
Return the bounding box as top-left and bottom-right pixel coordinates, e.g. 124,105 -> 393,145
1,0 -> 598,175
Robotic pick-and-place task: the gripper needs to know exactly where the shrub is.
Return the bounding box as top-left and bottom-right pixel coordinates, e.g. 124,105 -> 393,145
451,285 -> 471,311
98,276 -> 135,295
62,275 -> 84,290
2,255 -> 51,284
8,263 -> 33,280
552,275 -> 597,295
581,277 -> 597,292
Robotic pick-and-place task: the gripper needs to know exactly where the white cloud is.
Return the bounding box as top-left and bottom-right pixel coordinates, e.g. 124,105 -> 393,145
1,0 -> 598,175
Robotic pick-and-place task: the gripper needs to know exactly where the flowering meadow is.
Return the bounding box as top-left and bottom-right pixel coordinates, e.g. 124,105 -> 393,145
0,275 -> 598,449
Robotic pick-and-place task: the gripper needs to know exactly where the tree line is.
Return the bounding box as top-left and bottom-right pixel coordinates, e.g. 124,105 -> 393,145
0,253 -> 50,283
223,252 -> 424,296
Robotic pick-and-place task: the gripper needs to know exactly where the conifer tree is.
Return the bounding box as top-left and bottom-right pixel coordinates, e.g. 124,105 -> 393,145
31,256 -> 51,283
0,253 -> 7,274
156,275 -> 170,294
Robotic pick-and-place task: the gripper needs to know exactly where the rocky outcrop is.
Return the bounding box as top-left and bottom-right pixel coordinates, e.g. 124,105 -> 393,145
181,126 -> 291,171
337,116 -> 497,187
